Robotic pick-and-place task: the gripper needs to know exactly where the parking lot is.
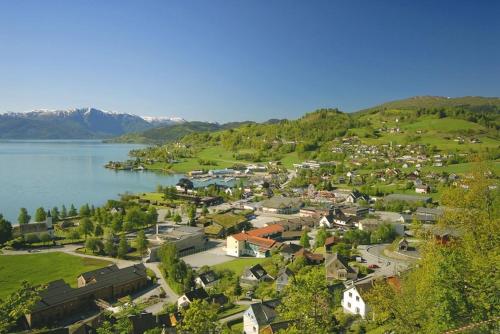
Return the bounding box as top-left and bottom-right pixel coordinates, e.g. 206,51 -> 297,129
181,240 -> 234,269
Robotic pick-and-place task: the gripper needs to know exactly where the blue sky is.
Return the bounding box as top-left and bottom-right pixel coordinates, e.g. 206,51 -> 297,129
0,1 -> 499,122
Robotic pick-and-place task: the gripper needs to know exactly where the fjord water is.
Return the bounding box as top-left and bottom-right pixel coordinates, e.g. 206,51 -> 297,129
0,140 -> 181,222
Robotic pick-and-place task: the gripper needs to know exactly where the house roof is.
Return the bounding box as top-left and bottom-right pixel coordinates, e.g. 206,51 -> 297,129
184,287 -> 209,302
79,264 -> 120,282
247,224 -> 284,237
277,267 -> 294,279
33,264 -> 147,312
197,270 -> 218,285
324,236 -> 340,247
279,243 -> 303,255
230,233 -> 279,250
246,264 -> 268,280
248,299 -> 280,326
325,253 -> 357,274
260,320 -> 292,334
294,249 -> 324,263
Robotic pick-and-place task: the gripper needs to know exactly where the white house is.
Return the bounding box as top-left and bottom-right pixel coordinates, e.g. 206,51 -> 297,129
319,215 -> 334,228
243,299 -> 280,334
341,280 -> 373,319
177,287 -> 209,309
195,270 -> 219,289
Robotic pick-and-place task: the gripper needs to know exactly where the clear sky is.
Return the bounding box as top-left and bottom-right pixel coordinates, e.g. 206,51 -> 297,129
0,0 -> 499,122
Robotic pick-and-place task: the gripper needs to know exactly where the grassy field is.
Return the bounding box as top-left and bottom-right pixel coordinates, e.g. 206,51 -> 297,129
0,252 -> 112,299
212,257 -> 267,276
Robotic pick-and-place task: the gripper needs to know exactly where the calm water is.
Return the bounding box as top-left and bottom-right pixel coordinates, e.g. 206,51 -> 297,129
0,140 -> 185,222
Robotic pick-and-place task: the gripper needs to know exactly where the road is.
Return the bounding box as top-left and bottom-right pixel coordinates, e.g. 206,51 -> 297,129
357,244 -> 411,278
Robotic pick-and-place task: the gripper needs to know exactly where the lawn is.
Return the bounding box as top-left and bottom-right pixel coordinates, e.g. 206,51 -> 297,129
212,257 -> 267,276
208,213 -> 247,228
217,304 -> 248,319
0,252 -> 112,299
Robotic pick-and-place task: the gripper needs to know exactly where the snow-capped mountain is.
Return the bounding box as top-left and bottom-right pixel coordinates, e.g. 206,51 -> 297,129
141,116 -> 186,125
0,107 -> 159,139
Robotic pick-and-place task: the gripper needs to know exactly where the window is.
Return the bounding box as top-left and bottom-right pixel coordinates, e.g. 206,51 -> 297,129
356,296 -> 360,301
347,302 -> 351,308
356,307 -> 360,314
348,292 -> 352,297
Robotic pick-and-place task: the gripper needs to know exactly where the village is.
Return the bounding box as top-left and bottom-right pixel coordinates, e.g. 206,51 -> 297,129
1,136 -> 482,334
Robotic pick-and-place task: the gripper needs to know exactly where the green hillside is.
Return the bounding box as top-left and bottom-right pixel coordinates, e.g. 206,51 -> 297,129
124,97 -> 499,173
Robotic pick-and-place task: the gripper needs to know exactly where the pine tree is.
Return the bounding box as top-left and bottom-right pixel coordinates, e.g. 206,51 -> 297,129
17,208 -> 30,225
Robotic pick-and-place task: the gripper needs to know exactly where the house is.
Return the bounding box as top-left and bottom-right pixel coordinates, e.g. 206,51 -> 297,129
345,191 -> 370,204
279,243 -> 303,262
226,231 -> 281,258
324,236 -> 340,252
243,299 -> 280,334
26,264 -> 148,328
415,184 -> 430,194
341,280 -> 374,319
319,215 -> 334,228
177,287 -> 209,309
12,211 -> 54,238
275,268 -> 294,292
398,238 -> 409,251
148,225 -> 208,260
260,321 -> 292,334
342,206 -> 369,218
357,219 -> 405,236
325,253 -> 358,282
240,264 -> 271,286
261,197 -> 303,214
195,270 -> 219,289
384,194 -> 432,204
293,248 -> 324,265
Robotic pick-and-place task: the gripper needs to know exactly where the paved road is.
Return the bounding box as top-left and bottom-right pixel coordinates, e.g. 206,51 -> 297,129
357,244 -> 410,278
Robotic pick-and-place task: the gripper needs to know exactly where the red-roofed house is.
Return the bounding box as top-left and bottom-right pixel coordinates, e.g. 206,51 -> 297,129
226,231 -> 281,258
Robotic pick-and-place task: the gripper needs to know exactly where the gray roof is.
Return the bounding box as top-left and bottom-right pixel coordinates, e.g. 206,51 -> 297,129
246,264 -> 268,280
33,264 -> 147,312
249,299 -> 280,326
184,287 -> 209,302
385,194 -> 431,203
197,270 -> 219,285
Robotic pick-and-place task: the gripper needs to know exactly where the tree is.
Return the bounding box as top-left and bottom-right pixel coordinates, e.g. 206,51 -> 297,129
79,204 -> 91,217
68,229 -> 80,240
34,207 -> 46,222
60,205 -> 68,219
367,164 -> 500,333
68,204 -> 77,217
187,205 -> 197,226
94,224 -> 104,237
278,267 -> 336,334
299,230 -> 310,248
50,207 -> 60,222
0,281 -> 44,333
135,230 -> 149,256
117,234 -> 129,258
79,217 -> 94,240
146,206 -> 158,225
178,299 -> 218,334
18,208 -> 30,225
124,207 -> 144,229
85,237 -> 102,254
315,227 -> 331,248
104,233 -> 117,257
0,214 -> 13,245
173,213 -> 182,223
370,223 -> 396,244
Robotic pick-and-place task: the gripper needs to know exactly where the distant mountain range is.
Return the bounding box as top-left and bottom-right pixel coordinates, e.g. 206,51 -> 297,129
1,96 -> 498,140
0,108 -> 185,139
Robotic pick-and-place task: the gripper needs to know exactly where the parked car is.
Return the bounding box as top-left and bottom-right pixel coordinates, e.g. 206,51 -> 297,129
368,264 -> 380,269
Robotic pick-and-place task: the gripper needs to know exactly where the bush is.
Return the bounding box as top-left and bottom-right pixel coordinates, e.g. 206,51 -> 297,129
24,233 -> 40,244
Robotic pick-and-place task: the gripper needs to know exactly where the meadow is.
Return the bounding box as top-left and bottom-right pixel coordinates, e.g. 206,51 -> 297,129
0,252 -> 111,299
